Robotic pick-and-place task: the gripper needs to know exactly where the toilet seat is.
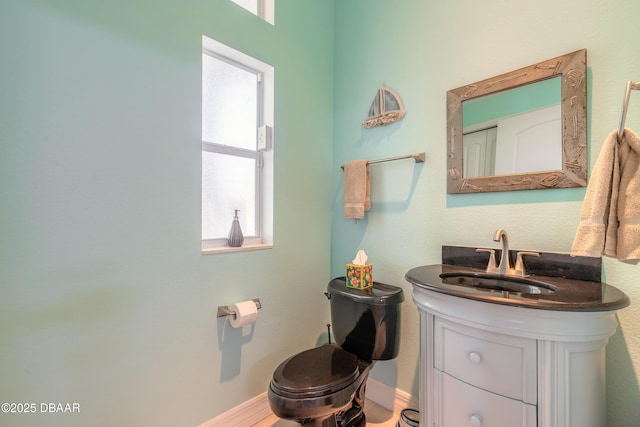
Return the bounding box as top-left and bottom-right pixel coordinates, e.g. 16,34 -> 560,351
270,344 -> 360,398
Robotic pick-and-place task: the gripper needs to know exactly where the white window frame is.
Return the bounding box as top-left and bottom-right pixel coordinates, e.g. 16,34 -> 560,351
230,0 -> 275,25
201,35 -> 274,254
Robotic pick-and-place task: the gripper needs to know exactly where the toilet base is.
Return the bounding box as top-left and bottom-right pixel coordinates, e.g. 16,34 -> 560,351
296,369 -> 370,427
298,412 -> 365,427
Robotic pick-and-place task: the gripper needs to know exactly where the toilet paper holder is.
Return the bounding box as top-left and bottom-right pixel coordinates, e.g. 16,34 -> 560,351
217,298 -> 262,319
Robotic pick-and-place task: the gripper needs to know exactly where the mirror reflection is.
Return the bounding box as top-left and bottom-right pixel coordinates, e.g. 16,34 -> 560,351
447,49 -> 587,194
462,77 -> 561,178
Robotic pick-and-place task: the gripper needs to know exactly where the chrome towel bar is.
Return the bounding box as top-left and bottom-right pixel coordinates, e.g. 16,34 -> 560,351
340,152 -> 426,170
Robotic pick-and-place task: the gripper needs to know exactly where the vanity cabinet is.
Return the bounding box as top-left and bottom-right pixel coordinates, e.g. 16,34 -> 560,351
434,317 -> 537,426
413,287 -> 620,427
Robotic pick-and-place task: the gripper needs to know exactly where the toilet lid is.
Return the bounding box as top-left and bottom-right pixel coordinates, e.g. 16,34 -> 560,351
270,345 -> 360,398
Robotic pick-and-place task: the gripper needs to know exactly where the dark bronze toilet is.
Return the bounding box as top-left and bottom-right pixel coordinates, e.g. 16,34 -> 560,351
268,278 -> 404,426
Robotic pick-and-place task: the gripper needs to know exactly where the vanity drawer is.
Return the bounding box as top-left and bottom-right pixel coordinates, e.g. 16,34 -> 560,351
434,317 -> 537,403
435,371 -> 537,427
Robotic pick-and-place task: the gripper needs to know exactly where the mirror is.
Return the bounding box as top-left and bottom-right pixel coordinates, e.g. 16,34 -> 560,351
462,77 -> 562,177
447,49 -> 587,193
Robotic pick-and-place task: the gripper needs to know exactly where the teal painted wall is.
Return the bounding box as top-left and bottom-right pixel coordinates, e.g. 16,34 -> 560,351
0,0 -> 333,426
332,1 -> 640,426
3,0 -> 640,426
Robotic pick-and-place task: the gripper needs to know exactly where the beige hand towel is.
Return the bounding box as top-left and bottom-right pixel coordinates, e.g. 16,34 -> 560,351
571,129 -> 620,258
343,160 -> 370,220
615,128 -> 640,261
571,128 -> 640,261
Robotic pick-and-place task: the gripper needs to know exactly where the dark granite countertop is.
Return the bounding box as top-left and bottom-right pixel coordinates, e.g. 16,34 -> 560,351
405,246 -> 629,312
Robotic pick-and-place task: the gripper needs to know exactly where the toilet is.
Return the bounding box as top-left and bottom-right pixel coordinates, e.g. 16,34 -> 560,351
268,277 -> 404,426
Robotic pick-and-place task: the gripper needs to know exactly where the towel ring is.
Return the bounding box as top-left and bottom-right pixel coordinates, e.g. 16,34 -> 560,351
618,81 -> 640,143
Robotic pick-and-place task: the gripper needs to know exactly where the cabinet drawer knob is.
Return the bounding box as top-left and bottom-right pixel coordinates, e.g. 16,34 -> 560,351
470,414 -> 482,426
468,351 -> 482,364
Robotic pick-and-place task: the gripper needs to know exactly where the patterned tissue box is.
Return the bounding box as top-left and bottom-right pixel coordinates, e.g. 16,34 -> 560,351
346,263 -> 373,289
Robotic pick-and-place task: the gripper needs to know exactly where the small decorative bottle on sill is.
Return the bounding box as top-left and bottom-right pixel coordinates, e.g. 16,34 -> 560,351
227,209 -> 244,247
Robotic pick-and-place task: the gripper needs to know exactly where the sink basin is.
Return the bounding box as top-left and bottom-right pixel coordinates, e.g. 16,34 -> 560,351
439,272 -> 557,295
406,263 -> 629,311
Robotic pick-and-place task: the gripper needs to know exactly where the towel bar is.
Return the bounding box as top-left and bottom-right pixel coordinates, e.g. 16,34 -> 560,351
340,152 -> 426,170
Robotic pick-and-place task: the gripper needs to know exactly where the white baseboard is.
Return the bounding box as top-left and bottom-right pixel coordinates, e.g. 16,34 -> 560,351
198,392 -> 272,427
365,377 -> 419,415
198,378 -> 418,426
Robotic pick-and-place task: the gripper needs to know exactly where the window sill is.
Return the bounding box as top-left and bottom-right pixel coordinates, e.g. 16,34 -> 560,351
201,243 -> 273,255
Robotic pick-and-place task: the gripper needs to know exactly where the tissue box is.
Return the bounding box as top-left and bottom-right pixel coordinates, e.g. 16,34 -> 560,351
346,264 -> 373,289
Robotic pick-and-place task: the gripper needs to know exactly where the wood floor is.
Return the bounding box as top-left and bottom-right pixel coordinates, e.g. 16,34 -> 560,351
252,399 -> 399,426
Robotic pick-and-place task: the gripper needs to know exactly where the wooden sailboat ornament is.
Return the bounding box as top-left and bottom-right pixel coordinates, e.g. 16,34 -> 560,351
362,84 -> 406,128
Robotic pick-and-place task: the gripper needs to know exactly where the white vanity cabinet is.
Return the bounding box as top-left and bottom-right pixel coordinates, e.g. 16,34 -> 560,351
413,287 -> 620,427
433,317 -> 537,426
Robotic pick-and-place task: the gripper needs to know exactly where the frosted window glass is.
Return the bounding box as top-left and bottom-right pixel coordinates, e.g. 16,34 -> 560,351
202,151 -> 256,239
202,54 -> 257,150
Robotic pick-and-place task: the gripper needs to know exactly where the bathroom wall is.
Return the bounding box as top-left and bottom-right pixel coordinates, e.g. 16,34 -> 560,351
332,1 -> 640,425
3,1 -> 640,426
0,1 -> 334,426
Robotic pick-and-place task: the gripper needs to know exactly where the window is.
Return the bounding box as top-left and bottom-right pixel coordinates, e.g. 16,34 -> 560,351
201,36 -> 274,253
230,0 -> 275,25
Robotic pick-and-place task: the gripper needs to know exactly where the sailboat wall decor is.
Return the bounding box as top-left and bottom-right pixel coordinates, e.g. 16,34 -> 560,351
362,84 -> 406,128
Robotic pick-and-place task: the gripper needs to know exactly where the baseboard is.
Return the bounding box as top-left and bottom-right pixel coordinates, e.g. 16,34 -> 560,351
198,391 -> 271,427
198,378 -> 418,426
365,377 -> 419,415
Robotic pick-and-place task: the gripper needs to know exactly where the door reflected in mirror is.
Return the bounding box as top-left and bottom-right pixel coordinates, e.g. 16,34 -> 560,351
462,77 -> 562,178
447,49 -> 587,194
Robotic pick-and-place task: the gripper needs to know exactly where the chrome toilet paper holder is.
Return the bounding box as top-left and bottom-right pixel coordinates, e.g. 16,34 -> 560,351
217,298 -> 262,319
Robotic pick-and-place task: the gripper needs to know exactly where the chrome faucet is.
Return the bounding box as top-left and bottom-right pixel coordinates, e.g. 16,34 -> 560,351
493,228 -> 512,275
478,229 -> 539,276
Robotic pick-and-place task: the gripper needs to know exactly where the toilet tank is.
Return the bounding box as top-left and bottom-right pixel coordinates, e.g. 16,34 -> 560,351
327,278 -> 404,361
